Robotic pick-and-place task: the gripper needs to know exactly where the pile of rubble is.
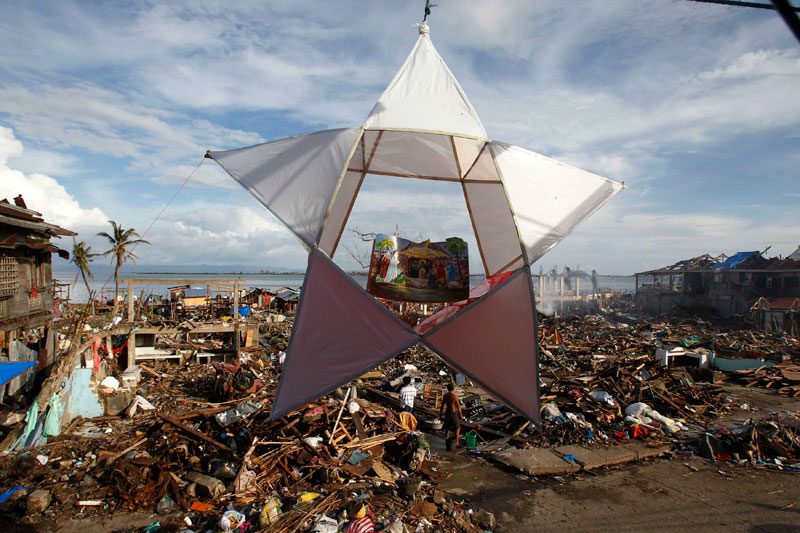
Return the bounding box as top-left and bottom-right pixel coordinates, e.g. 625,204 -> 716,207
1,305 -> 799,531
0,350 -> 497,533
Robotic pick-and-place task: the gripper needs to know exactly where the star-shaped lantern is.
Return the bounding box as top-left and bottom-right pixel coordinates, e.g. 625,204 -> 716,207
209,22 -> 623,425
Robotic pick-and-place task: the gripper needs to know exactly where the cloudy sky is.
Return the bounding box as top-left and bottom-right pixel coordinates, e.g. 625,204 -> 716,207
1,0 -> 798,275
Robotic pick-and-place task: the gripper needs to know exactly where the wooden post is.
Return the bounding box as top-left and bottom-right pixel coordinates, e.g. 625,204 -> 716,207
127,281 -> 135,322
233,282 -> 240,360
127,330 -> 136,368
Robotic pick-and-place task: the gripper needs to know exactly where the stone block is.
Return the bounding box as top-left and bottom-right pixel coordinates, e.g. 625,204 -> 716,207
104,387 -> 135,416
472,509 -> 496,530
27,489 -> 51,513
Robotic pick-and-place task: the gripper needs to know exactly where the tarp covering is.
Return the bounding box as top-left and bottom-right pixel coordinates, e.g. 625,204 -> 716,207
270,249 -> 418,420
0,361 -> 37,390
6,341 -> 38,395
711,251 -> 759,270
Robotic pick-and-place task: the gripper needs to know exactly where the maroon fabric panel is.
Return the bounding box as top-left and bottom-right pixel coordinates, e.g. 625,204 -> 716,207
414,271 -> 513,335
424,271 -> 540,423
270,250 -> 419,419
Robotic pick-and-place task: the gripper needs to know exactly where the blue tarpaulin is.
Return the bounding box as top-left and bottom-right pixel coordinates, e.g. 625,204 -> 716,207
0,361 -> 37,389
711,251 -> 759,270
232,306 -> 251,317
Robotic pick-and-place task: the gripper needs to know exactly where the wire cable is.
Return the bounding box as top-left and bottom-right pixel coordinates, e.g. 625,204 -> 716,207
95,156 -> 207,302
685,0 -> 799,11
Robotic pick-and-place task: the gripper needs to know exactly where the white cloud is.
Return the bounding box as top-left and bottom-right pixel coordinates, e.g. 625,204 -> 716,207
0,126 -> 107,233
0,85 -> 263,183
139,205 -> 303,268
541,196 -> 800,274
7,146 -> 81,178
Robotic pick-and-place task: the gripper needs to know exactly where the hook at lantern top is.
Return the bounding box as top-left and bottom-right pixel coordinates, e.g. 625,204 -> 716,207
423,1 -> 437,22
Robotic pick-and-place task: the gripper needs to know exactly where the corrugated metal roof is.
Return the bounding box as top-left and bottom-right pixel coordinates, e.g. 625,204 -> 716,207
766,297 -> 800,310
183,288 -> 206,298
275,289 -> 299,301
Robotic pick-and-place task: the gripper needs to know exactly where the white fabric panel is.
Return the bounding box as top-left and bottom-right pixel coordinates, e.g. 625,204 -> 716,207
464,182 -> 524,275
363,33 -> 487,139
318,170 -> 363,256
464,144 -> 501,182
493,142 -> 623,264
366,131 -> 459,179
210,128 -> 360,248
452,137 -> 485,179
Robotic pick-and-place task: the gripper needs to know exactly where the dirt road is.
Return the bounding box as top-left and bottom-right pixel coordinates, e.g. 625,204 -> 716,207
437,451 -> 800,532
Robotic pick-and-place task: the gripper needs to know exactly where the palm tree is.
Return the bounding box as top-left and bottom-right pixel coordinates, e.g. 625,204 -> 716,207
444,237 -> 467,282
98,221 -> 149,310
71,239 -> 98,311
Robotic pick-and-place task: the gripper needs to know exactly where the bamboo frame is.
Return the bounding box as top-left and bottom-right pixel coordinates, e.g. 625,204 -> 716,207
344,167 -> 498,184
330,131 -> 384,256
492,254 -> 524,277
461,142 -> 490,180
314,127 -> 365,247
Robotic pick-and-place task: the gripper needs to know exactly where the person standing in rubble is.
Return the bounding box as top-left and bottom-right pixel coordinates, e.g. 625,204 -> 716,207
399,376 -> 417,414
440,383 -> 463,447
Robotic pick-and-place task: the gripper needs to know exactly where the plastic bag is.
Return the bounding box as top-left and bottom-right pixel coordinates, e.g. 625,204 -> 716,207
43,392 -> 62,437
259,495 -> 282,527
308,514 -> 338,533
156,494 -> 175,514
588,391 -> 616,407
218,510 -> 246,532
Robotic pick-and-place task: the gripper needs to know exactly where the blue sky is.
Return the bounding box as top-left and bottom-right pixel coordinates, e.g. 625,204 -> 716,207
0,0 -> 798,275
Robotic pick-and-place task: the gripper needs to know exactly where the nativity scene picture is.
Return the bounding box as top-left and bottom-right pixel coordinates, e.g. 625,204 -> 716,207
367,234 -> 469,303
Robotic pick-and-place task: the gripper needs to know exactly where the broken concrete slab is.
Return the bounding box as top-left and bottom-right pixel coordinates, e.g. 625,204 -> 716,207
493,447 -> 579,475
596,444 -> 638,466
621,442 -> 672,460
104,387 -> 135,416
554,444 -> 609,470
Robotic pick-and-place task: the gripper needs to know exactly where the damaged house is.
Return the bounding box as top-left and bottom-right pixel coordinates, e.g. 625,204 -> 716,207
0,196 -> 74,400
635,247 -> 800,323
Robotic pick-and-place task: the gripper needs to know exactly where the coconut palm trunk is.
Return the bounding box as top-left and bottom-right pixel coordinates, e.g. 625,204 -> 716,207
98,221 -> 149,315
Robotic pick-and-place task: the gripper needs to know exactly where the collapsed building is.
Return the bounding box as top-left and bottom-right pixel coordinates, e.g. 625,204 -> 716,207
635,247 -> 800,329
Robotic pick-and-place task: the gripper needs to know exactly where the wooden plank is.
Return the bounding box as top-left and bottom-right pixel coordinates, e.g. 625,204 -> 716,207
105,437 -> 148,465
157,411 -> 231,451
352,411 -> 368,439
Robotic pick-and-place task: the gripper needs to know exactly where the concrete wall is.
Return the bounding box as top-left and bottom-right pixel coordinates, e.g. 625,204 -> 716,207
637,270 -> 800,318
